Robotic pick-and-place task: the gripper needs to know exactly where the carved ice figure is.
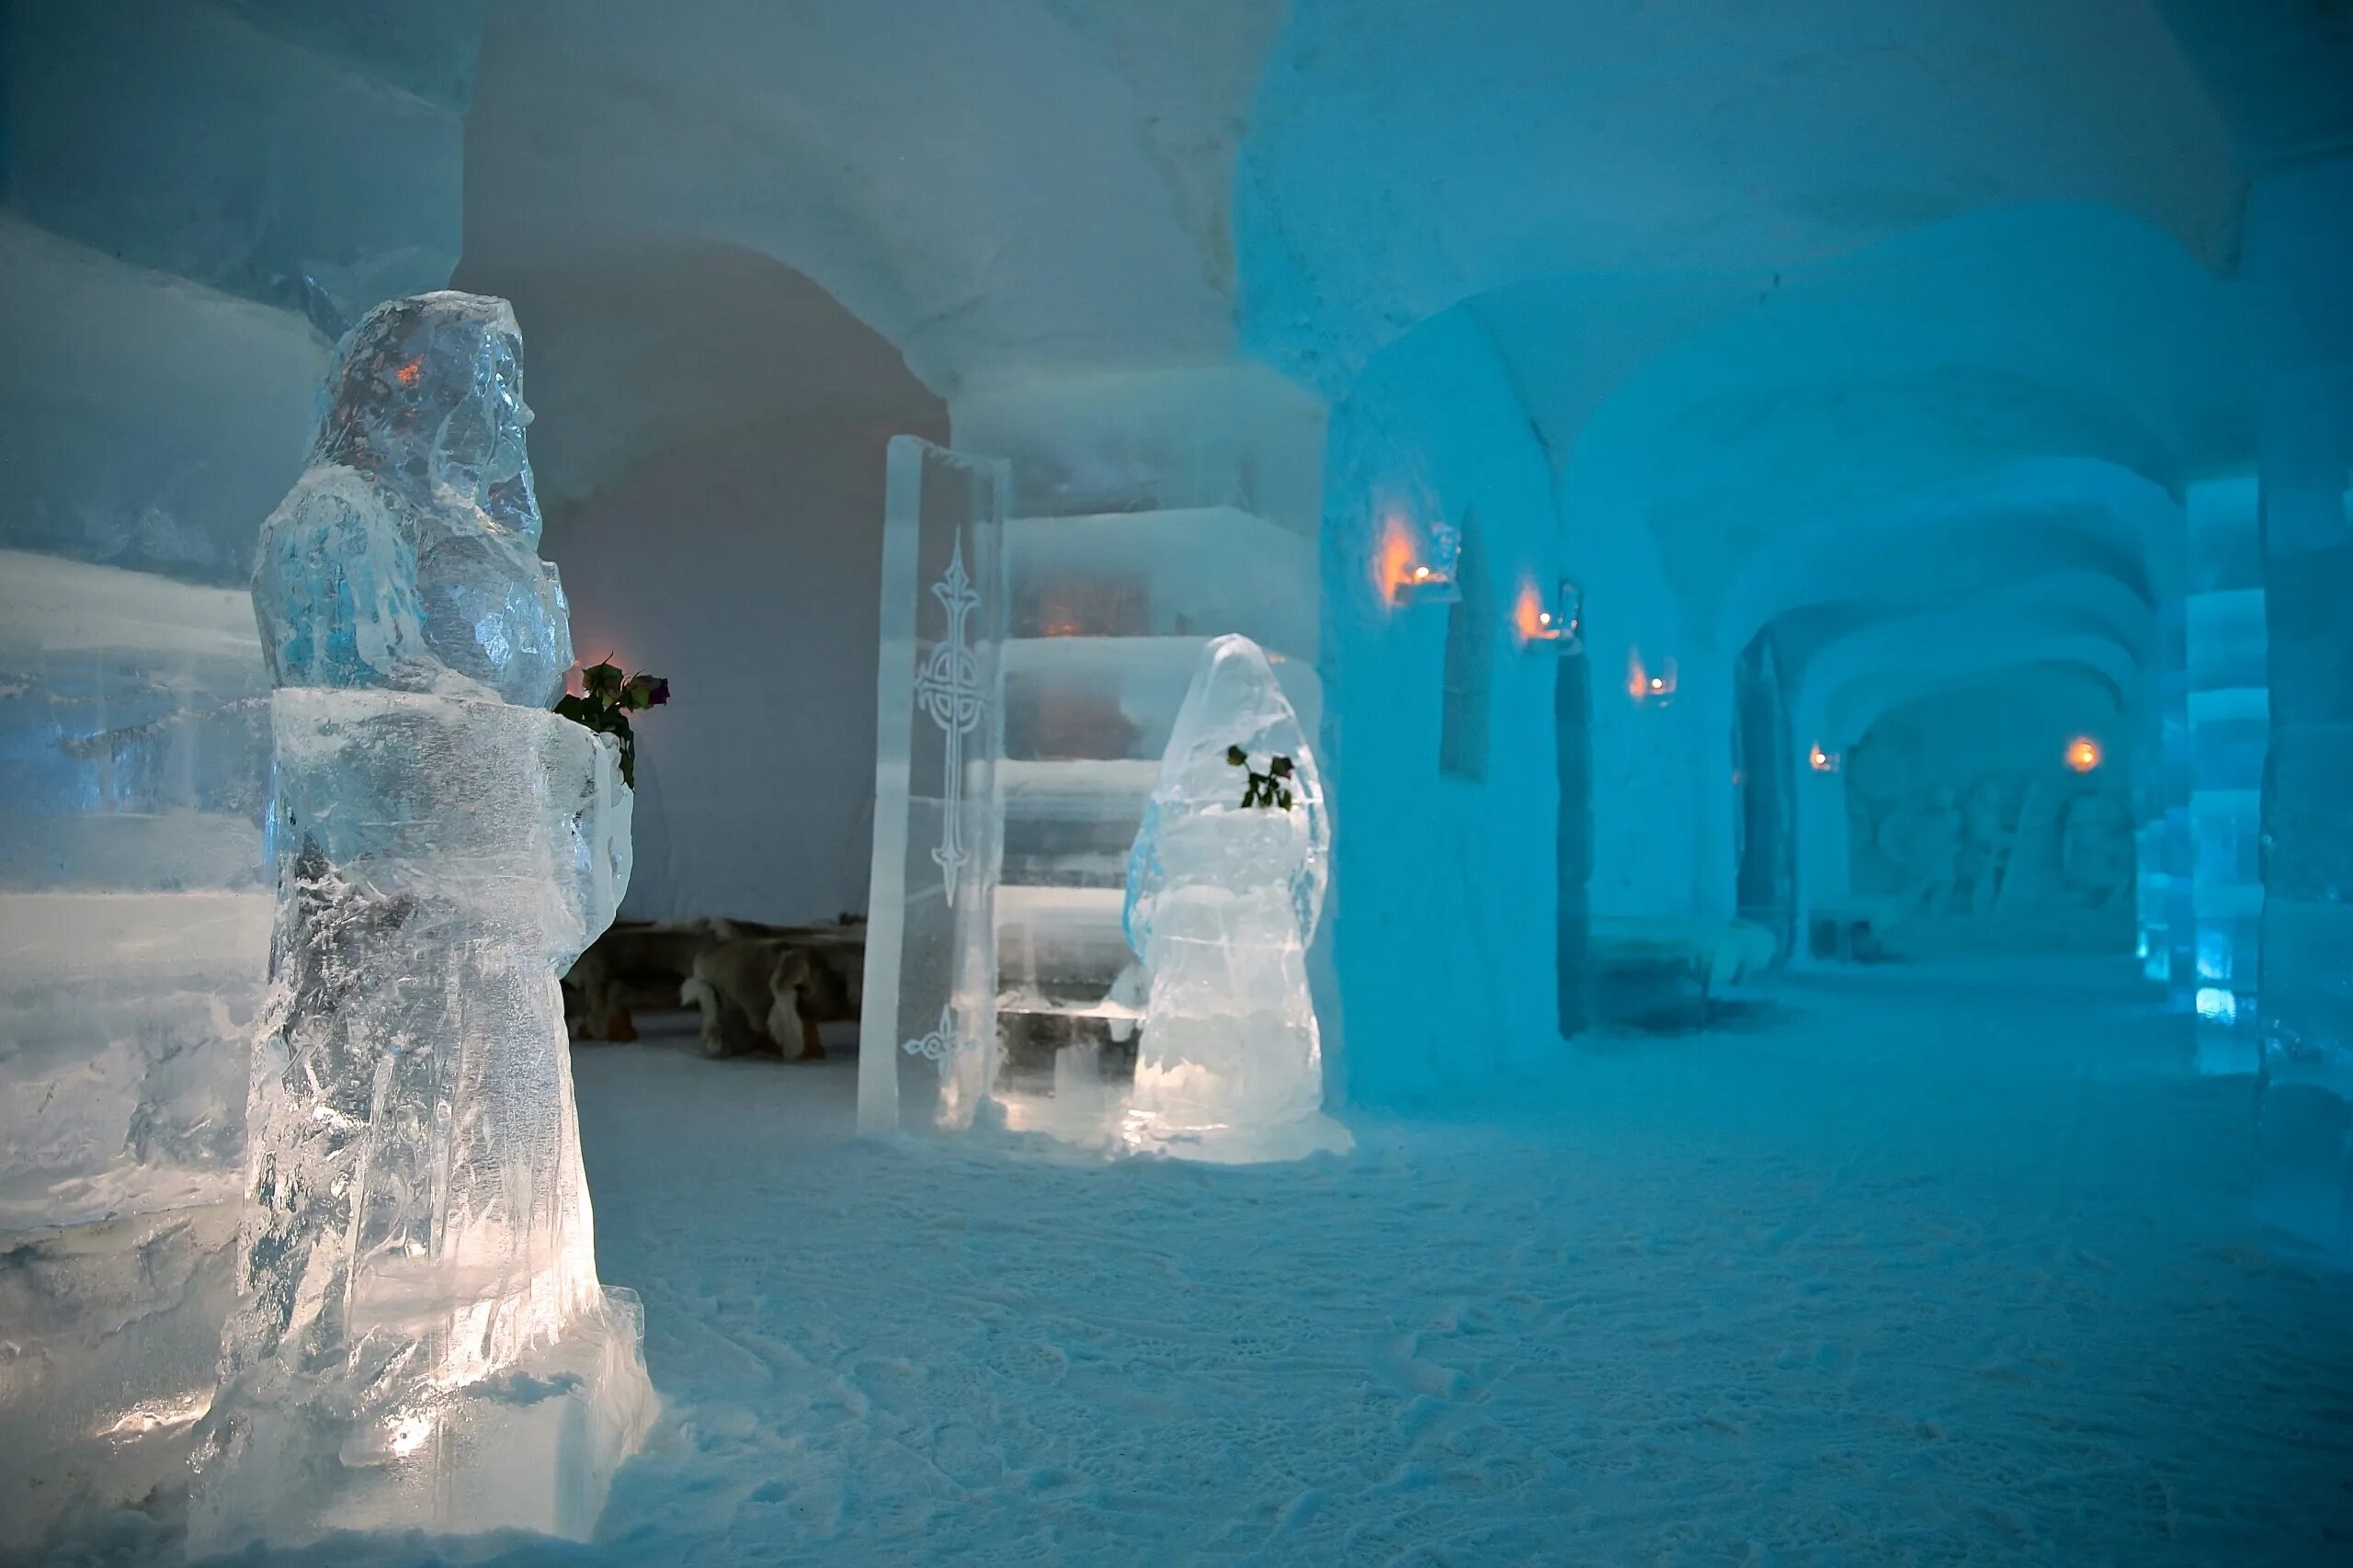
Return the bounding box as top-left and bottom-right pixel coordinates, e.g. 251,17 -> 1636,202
1877,786 -> 1963,913
2062,791 -> 2134,909
191,293 -> 652,1553
1958,778 -> 2013,915
253,290 -> 571,705
1120,635 -> 1349,1163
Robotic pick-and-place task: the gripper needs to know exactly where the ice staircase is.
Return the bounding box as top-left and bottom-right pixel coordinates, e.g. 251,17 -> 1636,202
991,506 -> 1320,1108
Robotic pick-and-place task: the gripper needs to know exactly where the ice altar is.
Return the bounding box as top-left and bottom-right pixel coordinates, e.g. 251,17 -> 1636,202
190,293 -> 653,1551
1120,635 -> 1350,1162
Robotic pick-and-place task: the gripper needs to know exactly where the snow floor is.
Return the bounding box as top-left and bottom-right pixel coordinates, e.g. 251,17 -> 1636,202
53,957 -> 2353,1566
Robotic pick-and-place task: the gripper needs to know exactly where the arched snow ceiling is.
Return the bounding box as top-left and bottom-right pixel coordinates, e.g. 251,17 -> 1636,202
453,235 -> 944,514
1539,205 -> 2245,625
1236,0 -> 2243,386
468,0 -> 1288,394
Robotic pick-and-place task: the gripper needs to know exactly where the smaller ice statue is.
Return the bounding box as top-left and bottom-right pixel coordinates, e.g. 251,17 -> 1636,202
1120,635 -> 1350,1163
191,293 -> 652,1553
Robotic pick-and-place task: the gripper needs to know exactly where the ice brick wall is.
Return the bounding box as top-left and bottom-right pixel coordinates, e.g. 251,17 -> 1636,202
0,556 -> 271,1226
0,2 -> 483,1543
2183,476 -> 2268,1075
0,553 -> 271,1547
2248,154 -> 2353,1094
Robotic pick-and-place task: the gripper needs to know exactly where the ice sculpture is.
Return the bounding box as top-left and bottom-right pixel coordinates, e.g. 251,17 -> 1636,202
190,293 -> 653,1552
1120,635 -> 1350,1163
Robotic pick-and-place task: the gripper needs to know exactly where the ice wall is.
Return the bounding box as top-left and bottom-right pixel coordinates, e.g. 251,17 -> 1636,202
0,553 -> 271,1547
2244,152 -> 2353,1258
0,553 -> 269,1224
1315,309 -> 1569,1102
8,0 -> 472,338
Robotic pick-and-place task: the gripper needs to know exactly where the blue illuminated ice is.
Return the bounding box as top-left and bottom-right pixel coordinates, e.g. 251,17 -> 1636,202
191,292 -> 651,1553
1120,635 -> 1349,1163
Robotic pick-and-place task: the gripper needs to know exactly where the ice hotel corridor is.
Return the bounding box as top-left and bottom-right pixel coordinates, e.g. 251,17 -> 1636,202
4,1 -> 2353,1564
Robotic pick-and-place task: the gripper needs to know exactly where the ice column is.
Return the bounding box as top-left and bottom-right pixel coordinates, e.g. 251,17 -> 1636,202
1120,636 -> 1350,1163
858,437 -> 1010,1136
2245,154 -> 2353,1256
190,294 -> 652,1551
2136,581 -> 2196,1008
2182,476 -> 2268,1075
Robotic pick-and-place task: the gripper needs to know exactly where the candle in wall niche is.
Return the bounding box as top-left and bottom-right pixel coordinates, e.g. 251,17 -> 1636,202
2066,735 -> 2102,774
1810,744 -> 1840,774
1515,578 -> 1582,649
1627,650 -> 1677,704
1378,506 -> 1461,605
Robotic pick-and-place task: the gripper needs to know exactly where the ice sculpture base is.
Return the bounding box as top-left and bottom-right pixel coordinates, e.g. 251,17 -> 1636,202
192,1292 -> 654,1553
1119,1105 -> 1354,1166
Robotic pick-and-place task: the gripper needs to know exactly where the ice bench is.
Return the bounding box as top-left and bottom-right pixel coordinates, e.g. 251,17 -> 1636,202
1586,916 -> 1777,1029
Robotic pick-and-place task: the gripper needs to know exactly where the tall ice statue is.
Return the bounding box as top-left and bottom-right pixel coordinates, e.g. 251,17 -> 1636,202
1121,634 -> 1351,1163
191,293 -> 653,1551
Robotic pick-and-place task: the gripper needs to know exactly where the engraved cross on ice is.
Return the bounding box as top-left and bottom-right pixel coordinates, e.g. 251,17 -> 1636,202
901,1004 -> 961,1078
914,535 -> 985,904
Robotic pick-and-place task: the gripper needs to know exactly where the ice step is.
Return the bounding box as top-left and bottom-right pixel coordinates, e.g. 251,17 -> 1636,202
1000,761 -> 1158,889
1003,506 -> 1313,656
1003,637 -> 1322,763
1000,759 -> 1159,817
995,884 -> 1131,992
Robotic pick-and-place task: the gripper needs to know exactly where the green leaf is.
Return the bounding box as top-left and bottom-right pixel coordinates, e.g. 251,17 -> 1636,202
583,661 -> 623,698
1226,744 -> 1247,767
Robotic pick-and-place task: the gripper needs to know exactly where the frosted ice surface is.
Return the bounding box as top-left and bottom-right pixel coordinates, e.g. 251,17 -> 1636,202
254,292 -> 571,706
193,293 -> 650,1552
0,552 -> 273,1226
0,552 -> 274,1545
1121,635 -> 1349,1163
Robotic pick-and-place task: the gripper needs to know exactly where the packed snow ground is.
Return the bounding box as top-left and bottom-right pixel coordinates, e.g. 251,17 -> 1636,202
53,958 -> 2353,1566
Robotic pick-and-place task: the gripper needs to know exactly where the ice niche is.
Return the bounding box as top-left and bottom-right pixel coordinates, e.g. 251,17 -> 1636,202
190,293 -> 653,1552
1120,635 -> 1351,1163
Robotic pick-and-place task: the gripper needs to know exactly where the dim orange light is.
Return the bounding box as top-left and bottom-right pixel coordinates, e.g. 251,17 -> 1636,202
1513,581 -> 1548,642
2065,736 -> 2102,773
1376,513 -> 1420,600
